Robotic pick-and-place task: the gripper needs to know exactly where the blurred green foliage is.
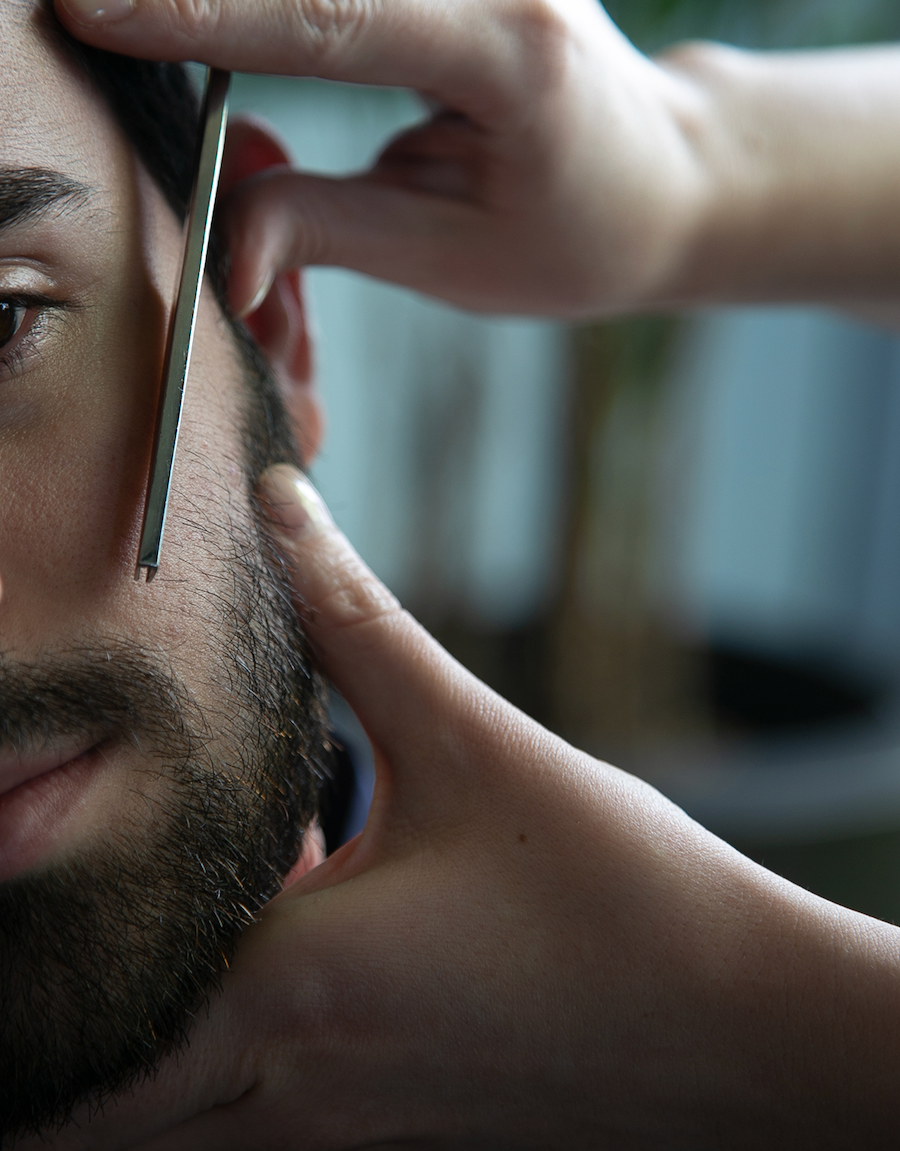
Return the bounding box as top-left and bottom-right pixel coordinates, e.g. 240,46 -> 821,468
605,0 -> 900,52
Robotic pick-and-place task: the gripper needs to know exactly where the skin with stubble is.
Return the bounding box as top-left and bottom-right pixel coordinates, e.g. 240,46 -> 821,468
0,6 -> 326,1141
11,0 -> 900,1146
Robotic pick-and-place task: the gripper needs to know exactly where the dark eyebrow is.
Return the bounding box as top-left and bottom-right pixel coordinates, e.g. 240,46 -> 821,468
0,167 -> 92,232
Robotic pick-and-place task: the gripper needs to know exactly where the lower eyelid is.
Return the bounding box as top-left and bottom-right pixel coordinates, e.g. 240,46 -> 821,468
0,308 -> 53,381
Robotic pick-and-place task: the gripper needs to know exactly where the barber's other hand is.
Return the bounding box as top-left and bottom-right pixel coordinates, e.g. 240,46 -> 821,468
21,464 -> 900,1150
54,0 -> 707,318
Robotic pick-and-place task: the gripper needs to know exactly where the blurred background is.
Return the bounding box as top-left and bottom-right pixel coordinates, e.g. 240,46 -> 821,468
229,0 -> 900,919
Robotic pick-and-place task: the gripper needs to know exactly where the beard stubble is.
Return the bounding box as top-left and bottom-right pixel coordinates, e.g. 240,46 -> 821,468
0,338 -> 329,1144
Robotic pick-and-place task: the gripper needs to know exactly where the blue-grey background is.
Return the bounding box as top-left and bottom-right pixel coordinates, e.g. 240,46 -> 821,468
225,0 -> 900,915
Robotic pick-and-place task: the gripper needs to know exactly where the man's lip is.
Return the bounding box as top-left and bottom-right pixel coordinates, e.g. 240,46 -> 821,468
0,739 -> 99,800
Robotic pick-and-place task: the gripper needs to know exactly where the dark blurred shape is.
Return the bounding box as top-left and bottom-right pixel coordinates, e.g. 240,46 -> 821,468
705,644 -> 883,734
318,740 -> 356,856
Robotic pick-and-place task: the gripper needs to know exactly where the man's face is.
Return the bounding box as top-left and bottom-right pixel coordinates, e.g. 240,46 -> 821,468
0,6 -> 325,1141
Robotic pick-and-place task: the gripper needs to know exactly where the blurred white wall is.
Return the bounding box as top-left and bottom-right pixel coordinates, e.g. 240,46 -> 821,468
230,75 -> 568,626
653,308 -> 900,682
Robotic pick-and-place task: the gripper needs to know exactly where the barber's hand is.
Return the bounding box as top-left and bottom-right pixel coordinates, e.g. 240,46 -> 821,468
22,465 -> 900,1150
54,0 -> 705,318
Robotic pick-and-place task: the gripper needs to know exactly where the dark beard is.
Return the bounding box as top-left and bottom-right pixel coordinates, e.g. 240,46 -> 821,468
0,348 -> 328,1143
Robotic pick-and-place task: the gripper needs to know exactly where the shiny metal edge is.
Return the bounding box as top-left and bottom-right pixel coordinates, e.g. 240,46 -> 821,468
138,68 -> 231,576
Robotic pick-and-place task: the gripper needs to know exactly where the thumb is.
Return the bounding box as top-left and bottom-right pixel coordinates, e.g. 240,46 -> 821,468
258,464 -> 400,644
225,166 -> 489,318
258,465 -> 482,767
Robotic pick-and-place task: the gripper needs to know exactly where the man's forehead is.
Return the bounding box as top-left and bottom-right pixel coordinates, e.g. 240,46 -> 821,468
0,2 -> 61,98
0,2 -> 113,185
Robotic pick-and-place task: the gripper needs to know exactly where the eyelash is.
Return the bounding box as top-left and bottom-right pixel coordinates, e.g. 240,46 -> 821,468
0,294 -> 70,378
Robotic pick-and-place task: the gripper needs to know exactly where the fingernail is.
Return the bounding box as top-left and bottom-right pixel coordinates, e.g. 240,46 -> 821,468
238,272 -> 275,320
61,0 -> 135,22
259,465 -> 333,541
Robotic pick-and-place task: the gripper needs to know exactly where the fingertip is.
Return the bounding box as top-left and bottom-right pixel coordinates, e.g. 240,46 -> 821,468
258,465 -> 333,541
235,271 -> 275,320
56,0 -> 135,27
257,466 -> 401,644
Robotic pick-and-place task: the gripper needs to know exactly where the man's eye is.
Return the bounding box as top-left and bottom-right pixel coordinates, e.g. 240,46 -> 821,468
0,301 -> 26,351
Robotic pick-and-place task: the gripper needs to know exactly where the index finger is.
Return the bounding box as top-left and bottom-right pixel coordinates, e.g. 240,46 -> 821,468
53,0 -> 540,126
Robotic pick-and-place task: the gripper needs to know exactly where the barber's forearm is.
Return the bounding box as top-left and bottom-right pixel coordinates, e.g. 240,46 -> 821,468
649,43 -> 900,313
778,899 -> 900,1145
657,848 -> 900,1146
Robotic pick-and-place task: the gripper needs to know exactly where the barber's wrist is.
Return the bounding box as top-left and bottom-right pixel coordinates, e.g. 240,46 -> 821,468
646,40 -> 900,312
638,41 -> 748,312
597,46 -> 719,317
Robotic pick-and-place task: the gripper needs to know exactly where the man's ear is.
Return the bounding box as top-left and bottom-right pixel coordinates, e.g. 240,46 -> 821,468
221,117 -> 323,468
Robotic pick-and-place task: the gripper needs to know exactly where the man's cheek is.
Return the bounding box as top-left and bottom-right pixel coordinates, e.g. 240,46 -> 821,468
0,395 -> 147,632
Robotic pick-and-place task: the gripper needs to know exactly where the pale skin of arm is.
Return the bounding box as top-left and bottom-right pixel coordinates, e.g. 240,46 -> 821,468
29,1 -> 900,1146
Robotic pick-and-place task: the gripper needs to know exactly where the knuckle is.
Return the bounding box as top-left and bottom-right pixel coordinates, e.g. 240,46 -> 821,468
316,555 -> 401,633
227,175 -> 334,268
295,0 -> 381,64
509,0 -> 571,41
278,176 -> 335,266
466,0 -> 576,128
161,0 -> 223,40
296,539 -> 401,634
293,211 -> 331,267
154,0 -> 382,74
504,0 -> 575,93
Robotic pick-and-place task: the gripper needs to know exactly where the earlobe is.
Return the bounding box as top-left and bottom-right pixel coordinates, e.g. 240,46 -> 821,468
222,117 -> 324,467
